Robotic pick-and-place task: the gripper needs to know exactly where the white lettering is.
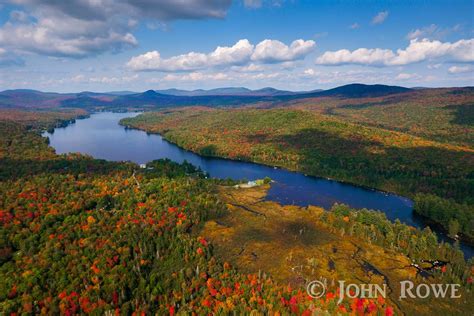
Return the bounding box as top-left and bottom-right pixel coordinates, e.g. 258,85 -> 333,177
337,281 -> 345,304
360,284 -> 373,298
399,281 -> 416,300
373,284 -> 387,298
416,284 -> 430,298
346,284 -> 360,298
430,284 -> 450,298
450,284 -> 461,298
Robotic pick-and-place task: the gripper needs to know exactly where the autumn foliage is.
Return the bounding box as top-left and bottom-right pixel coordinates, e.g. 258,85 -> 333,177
0,118 -> 398,314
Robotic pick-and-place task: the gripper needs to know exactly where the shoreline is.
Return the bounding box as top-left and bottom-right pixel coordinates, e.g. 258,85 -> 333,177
41,111 -> 474,253
119,121 -> 414,201
119,114 -> 474,250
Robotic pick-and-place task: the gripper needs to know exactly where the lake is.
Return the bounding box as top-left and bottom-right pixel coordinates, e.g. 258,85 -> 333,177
43,112 -> 473,258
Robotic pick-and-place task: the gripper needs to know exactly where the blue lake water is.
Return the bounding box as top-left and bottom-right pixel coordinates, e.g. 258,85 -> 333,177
43,112 -> 473,258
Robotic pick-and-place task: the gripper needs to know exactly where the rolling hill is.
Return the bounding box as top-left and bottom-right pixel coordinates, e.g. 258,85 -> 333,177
0,84 -> 415,109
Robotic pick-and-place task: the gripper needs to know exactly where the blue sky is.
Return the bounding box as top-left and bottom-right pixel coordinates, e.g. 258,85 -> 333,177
0,0 -> 472,92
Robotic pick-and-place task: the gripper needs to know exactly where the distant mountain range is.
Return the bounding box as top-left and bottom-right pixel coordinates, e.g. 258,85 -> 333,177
155,87 -> 322,97
311,83 -> 411,98
0,84 -> 433,109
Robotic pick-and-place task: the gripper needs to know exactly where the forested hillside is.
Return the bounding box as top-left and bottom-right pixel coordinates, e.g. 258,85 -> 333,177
1,110 -> 473,314
121,107 -> 474,242
0,112 -> 397,314
285,87 -> 473,146
0,109 -> 88,131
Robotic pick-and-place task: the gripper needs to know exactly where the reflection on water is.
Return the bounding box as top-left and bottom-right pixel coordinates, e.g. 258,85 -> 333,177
43,112 -> 473,258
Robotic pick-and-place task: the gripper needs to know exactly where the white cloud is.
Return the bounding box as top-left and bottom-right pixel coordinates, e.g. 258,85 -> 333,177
158,68 -> 287,84
71,74 -> 139,84
146,21 -> 168,31
372,11 -> 388,25
232,63 -> 265,72
9,10 -> 29,22
297,69 -> 392,85
407,24 -> 437,40
407,24 -> 461,40
128,51 -> 205,72
0,0 -> 232,57
428,63 -> 442,69
249,72 -> 281,80
448,65 -> 473,74
0,48 -> 24,67
395,73 -> 421,80
128,38 -> 315,71
251,39 -> 315,63
209,39 -> 255,65
303,68 -> 317,76
315,38 -> 474,66
70,74 -> 86,83
243,0 -> 286,9
90,74 -> 139,84
244,0 -> 263,8
350,23 -> 360,30
0,16 -> 138,58
163,72 -> 230,82
316,48 -> 395,66
127,39 -> 254,71
390,38 -> 473,65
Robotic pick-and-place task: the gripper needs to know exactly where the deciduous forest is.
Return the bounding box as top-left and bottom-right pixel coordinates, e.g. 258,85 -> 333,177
121,89 -> 474,243
1,104 -> 473,314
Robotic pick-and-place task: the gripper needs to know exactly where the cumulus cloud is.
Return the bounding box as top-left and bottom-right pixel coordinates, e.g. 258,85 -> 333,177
371,11 -> 388,25
315,38 -> 474,66
251,39 -> 315,63
448,65 -> 473,74
210,39 -> 255,65
0,0 -> 232,57
127,38 -> 315,71
316,48 -> 395,66
389,38 -> 473,65
127,39 -> 254,71
0,15 -> 138,58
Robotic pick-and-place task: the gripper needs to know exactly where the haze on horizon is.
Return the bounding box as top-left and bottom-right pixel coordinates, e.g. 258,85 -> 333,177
0,0 -> 473,93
